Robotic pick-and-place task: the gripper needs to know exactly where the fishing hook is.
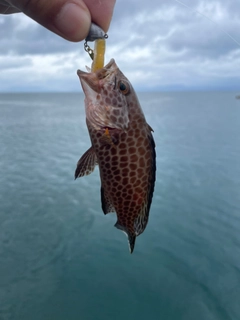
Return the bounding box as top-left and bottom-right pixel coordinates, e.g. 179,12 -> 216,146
84,23 -> 108,61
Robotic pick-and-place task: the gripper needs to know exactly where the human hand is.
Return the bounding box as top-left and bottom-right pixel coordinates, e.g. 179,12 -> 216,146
0,0 -> 116,42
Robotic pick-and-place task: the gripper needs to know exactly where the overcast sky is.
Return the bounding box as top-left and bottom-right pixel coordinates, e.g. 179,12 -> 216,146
1,0 -> 240,92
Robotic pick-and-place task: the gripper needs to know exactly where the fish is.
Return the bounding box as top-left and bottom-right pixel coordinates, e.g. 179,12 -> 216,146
75,59 -> 156,253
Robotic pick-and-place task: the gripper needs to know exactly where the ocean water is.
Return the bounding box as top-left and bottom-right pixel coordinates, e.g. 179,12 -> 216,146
0,91 -> 240,320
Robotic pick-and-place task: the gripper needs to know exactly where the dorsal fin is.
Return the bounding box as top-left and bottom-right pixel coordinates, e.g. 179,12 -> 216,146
75,146 -> 98,179
101,186 -> 115,214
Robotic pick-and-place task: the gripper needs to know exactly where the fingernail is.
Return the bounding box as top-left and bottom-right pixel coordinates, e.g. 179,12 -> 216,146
54,3 -> 90,41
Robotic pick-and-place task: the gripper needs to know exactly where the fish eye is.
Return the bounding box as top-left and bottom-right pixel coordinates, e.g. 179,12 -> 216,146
118,81 -> 130,95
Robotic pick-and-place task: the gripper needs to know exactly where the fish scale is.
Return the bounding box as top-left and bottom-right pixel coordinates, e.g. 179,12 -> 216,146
75,59 -> 156,253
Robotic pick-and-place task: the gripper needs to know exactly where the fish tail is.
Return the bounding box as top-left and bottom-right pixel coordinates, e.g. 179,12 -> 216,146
128,234 -> 136,254
115,222 -> 136,254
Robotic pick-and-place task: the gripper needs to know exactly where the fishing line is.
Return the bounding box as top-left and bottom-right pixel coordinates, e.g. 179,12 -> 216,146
174,0 -> 240,47
1,4 -> 12,14
2,5 -> 11,14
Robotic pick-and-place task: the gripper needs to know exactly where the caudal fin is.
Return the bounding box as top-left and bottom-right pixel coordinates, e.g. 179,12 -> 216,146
128,234 -> 136,254
115,222 -> 136,254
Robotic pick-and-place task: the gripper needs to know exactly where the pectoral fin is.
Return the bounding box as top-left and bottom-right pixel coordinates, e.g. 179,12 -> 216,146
101,186 -> 115,214
75,146 -> 98,179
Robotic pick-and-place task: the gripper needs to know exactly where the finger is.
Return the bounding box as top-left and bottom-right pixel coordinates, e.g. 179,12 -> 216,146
82,0 -> 116,32
8,0 -> 91,42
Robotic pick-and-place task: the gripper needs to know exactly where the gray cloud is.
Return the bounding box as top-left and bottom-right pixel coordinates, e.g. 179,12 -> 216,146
0,0 -> 240,92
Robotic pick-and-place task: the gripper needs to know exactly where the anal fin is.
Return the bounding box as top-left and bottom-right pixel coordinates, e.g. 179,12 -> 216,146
75,146 -> 98,179
101,186 -> 115,215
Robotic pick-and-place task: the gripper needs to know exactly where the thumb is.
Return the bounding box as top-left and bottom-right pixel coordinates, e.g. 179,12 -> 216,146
9,0 -> 91,42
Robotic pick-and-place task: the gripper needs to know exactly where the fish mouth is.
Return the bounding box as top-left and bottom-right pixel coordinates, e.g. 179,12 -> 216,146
77,59 -> 116,94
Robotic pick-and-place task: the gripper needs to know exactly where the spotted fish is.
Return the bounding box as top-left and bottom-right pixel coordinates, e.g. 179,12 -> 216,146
75,59 -> 156,253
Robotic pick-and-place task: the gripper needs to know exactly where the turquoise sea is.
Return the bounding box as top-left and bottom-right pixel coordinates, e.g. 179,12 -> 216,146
1,91 -> 240,320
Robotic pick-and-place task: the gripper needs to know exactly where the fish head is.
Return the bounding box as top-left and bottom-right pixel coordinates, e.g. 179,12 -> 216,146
77,59 -> 133,131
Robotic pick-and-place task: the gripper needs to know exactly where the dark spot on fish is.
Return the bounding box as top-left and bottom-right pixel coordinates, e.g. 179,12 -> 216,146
112,98 -> 117,105
129,171 -> 136,177
122,171 -> 129,177
122,168 -> 129,175
104,163 -> 110,169
142,181 -> 148,188
139,158 -> 145,168
102,166 -> 107,173
103,89 -> 108,96
111,148 -> 117,155
120,162 -> 128,168
118,142 -> 127,149
130,176 -> 136,183
135,129 -> 140,136
113,109 -> 120,117
130,163 -> 137,170
129,147 -> 136,154
146,158 -> 151,166
130,154 -> 138,162
135,182 -> 142,190
119,149 -> 126,155
128,140 -> 135,147
120,156 -> 128,162
120,132 -> 127,140
131,122 -> 138,130
114,177 -> 120,184
105,97 -> 111,104
133,193 -> 139,201
105,144 -> 111,150
128,130 -> 134,137
137,136 -> 145,144
137,198 -> 144,205
138,147 -> 146,156
110,115 -> 117,123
